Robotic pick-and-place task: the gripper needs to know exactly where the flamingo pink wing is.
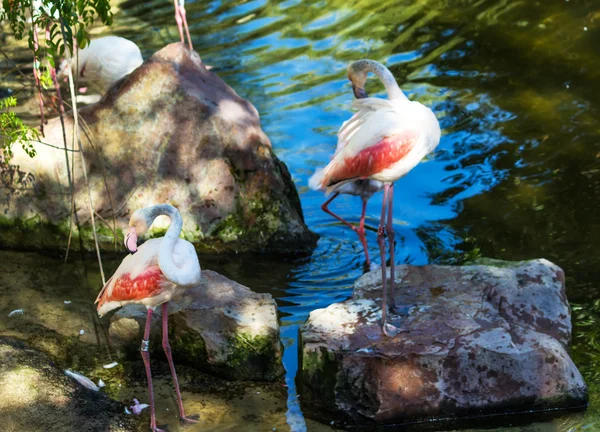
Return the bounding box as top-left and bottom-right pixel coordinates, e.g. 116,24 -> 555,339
96,265 -> 164,310
322,131 -> 417,187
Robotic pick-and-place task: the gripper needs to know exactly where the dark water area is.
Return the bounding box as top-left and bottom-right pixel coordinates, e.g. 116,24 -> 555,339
2,0 -> 600,430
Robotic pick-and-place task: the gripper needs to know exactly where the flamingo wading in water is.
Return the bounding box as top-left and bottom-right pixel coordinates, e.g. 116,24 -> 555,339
314,59 -> 441,336
96,204 -> 200,431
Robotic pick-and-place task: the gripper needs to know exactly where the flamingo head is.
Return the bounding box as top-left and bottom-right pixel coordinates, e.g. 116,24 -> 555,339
347,61 -> 369,99
125,209 -> 150,254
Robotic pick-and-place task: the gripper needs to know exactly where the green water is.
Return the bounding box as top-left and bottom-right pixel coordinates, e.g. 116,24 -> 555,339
2,0 -> 600,430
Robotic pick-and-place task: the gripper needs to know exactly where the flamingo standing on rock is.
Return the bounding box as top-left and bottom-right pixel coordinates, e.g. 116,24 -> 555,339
309,85 -> 386,269
57,36 -> 144,95
173,0 -> 193,50
96,204 -> 200,431
314,59 -> 441,336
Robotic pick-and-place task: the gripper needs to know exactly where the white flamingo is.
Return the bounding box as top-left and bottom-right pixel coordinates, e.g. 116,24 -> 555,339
58,36 -> 143,95
313,59 -> 441,336
96,204 -> 200,431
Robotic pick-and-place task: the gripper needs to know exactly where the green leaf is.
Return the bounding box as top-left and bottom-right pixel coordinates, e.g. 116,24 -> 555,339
0,97 -> 39,160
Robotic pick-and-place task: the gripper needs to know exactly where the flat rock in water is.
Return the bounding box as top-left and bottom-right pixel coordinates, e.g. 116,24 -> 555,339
299,259 -> 587,426
1,42 -> 315,254
109,270 -> 284,381
0,336 -> 137,432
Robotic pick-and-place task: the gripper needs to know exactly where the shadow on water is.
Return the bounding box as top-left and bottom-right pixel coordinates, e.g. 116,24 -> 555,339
2,0 -> 600,430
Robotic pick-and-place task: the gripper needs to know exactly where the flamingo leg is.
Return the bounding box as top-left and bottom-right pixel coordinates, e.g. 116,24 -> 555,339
386,184 -> 397,311
179,3 -> 193,51
161,303 -> 199,425
140,309 -> 166,432
377,184 -> 390,333
358,198 -> 371,268
173,0 -> 185,45
322,192 -> 371,266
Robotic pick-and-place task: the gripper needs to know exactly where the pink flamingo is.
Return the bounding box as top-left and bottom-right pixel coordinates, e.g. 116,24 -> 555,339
96,204 -> 200,431
314,59 -> 441,336
173,0 -> 193,50
309,79 -> 387,269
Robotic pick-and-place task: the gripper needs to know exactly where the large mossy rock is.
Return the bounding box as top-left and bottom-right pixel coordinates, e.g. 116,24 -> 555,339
0,336 -> 138,432
1,42 -> 315,253
109,270 -> 284,381
299,259 -> 587,427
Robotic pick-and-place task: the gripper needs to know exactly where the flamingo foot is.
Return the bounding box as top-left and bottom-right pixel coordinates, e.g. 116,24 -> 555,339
180,414 -> 200,425
382,321 -> 403,337
382,304 -> 411,337
389,303 -> 414,316
151,426 -> 168,432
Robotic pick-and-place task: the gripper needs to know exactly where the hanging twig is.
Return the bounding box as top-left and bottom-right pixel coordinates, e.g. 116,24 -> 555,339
30,5 -> 45,136
30,138 -> 79,152
44,23 -> 77,263
59,19 -> 106,285
63,32 -> 79,261
82,125 -> 118,251
0,48 -> 35,83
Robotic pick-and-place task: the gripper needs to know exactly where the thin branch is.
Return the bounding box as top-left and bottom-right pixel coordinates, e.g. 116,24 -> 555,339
30,138 -> 80,152
47,39 -> 77,262
31,11 -> 45,135
80,121 -> 118,251
59,18 -> 106,285
93,210 -> 116,234
0,48 -> 34,82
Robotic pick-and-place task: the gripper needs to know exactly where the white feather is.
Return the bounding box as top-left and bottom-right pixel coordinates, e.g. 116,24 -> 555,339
8,309 -> 24,317
65,370 -> 99,391
59,36 -> 143,93
308,168 -> 325,191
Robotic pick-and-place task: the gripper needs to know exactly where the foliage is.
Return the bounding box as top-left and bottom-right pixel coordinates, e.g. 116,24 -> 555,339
0,0 -> 114,158
0,97 -> 38,159
39,64 -> 53,89
1,0 -> 113,58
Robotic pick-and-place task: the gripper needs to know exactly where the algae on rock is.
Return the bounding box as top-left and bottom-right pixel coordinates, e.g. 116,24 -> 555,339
109,270 -> 284,381
0,43 -> 316,254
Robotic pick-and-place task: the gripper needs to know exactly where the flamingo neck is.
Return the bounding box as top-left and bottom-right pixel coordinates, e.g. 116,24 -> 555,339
143,205 -> 193,286
360,60 -> 408,102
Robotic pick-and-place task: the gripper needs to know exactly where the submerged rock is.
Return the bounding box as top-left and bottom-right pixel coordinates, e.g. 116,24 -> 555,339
109,270 -> 284,381
299,259 -> 587,426
0,336 -> 138,432
1,42 -> 315,254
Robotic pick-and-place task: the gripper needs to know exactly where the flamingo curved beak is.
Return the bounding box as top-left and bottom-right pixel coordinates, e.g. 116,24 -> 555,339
353,85 -> 368,99
124,227 -> 138,254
